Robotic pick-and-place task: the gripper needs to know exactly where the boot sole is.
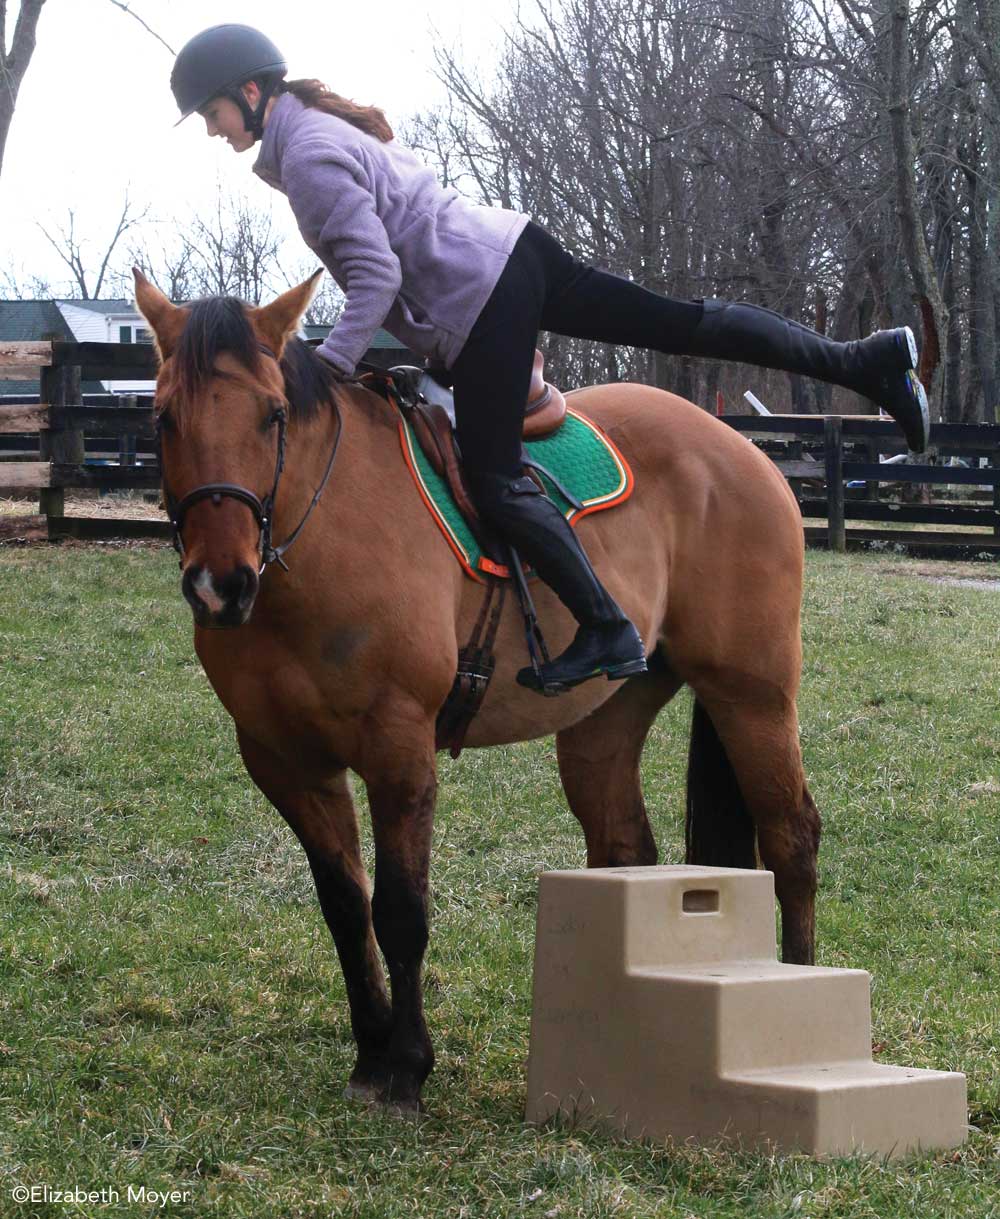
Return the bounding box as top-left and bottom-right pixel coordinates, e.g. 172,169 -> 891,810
605,657 -> 649,681
905,370 -> 931,453
883,327 -> 930,452
517,655 -> 649,696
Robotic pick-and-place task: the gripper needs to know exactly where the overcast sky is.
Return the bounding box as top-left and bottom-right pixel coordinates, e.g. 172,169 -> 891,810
0,0 -> 521,298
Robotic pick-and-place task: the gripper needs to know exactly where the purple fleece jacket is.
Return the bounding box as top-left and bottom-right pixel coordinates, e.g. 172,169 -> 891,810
253,93 -> 529,374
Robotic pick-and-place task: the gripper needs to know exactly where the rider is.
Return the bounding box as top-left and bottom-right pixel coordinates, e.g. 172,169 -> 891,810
170,25 -> 931,696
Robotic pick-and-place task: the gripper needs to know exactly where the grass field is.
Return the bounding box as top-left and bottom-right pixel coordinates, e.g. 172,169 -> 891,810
1,544 -> 999,1218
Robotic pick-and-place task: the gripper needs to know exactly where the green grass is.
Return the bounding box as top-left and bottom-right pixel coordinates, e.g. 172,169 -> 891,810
1,544 -> 999,1217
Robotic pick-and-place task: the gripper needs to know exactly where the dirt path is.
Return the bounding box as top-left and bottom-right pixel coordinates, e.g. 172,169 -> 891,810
0,494 -> 166,546
871,558 -> 1000,592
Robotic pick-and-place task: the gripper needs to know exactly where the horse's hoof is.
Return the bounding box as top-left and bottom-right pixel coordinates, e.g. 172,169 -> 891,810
344,1077 -> 426,1118
383,1096 -> 426,1120
343,1079 -> 382,1103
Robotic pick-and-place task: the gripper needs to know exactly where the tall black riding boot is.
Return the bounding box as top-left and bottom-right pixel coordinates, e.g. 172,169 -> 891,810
688,301 -> 930,452
467,472 -> 648,695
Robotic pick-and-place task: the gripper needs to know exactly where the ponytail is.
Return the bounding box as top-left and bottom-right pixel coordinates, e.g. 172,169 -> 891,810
279,78 -> 393,142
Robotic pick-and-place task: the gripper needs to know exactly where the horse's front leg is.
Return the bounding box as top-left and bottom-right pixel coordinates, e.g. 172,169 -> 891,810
361,714 -> 438,1112
235,729 -> 394,1097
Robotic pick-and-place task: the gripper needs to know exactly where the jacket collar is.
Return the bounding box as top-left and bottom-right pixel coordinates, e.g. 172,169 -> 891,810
252,91 -> 303,191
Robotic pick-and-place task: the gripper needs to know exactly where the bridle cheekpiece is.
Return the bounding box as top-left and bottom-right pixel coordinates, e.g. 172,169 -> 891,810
157,341 -> 342,575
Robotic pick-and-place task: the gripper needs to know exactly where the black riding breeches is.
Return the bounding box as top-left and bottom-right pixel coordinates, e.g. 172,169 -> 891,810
450,221 -> 704,480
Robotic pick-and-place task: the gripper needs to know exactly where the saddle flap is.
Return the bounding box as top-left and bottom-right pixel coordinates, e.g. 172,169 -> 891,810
388,353 -> 572,573
408,400 -> 485,537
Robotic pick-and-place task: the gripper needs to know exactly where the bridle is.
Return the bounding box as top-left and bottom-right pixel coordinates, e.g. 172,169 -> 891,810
156,342 -> 343,574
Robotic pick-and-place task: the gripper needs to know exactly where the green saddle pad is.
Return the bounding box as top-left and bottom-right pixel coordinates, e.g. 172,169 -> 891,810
398,406 -> 634,581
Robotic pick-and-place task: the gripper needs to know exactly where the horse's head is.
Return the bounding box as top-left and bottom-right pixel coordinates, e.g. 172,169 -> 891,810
134,268 -> 334,628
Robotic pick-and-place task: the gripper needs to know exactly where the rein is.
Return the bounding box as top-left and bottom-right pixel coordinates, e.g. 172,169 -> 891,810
157,342 -> 344,574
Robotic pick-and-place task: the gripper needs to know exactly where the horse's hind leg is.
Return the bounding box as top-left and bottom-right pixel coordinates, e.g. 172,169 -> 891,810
236,730 -> 393,1098
691,692 -> 820,964
556,656 -> 683,867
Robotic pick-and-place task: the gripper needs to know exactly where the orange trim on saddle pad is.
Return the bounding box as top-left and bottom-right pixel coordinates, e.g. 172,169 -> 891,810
398,406 -> 635,582
397,417 -> 488,581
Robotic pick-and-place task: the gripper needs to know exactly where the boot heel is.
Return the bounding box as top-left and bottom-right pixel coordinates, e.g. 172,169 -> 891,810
605,657 -> 649,681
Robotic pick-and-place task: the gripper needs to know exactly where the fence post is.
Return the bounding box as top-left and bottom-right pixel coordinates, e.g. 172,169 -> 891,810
119,393 -> 137,466
993,448 -> 1000,541
38,362 -> 83,529
865,436 -> 878,501
824,415 -> 845,553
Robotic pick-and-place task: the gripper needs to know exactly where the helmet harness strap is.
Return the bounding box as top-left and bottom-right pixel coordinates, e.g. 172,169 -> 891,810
228,75 -> 282,141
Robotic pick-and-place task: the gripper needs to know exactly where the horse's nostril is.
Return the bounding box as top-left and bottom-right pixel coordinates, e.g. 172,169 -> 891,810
227,564 -> 259,611
181,565 -> 203,610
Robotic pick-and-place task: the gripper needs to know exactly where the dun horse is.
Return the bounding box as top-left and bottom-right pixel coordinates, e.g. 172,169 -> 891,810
136,270 -> 821,1112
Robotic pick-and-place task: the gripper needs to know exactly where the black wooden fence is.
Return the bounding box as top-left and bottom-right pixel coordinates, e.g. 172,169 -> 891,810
723,414 -> 1000,554
0,340 -> 168,541
2,340 -> 1000,554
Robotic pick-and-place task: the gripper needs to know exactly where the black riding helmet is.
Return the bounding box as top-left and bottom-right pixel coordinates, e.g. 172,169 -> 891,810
171,24 -> 287,141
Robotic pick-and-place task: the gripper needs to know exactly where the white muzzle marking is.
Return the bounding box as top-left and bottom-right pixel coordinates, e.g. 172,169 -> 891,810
193,567 -> 226,614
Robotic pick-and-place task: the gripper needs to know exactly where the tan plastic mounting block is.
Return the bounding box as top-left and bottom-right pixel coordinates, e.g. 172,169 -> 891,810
525,866 -> 967,1158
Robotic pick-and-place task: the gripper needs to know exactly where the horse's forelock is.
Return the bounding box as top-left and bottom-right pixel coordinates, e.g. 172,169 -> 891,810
164,296 -> 335,427
172,297 -> 261,408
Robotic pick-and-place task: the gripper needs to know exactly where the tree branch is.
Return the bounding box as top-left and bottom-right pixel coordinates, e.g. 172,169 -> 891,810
106,0 -> 175,56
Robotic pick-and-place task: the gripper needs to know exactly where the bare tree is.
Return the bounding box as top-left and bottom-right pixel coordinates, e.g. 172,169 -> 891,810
37,195 -> 148,299
157,192 -> 283,305
0,0 -> 46,179
413,0 -> 997,419
277,256 -> 344,326
127,187 -> 317,312
1,1 -> 174,182
126,195 -> 290,305
887,0 -> 949,407
0,261 -> 51,298
126,233 -> 197,303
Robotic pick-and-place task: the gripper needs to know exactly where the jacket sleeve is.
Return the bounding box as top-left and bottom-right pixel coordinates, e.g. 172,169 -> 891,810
282,143 -> 402,376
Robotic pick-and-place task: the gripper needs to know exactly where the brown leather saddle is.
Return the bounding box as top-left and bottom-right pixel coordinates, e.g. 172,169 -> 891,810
393,349 -> 571,551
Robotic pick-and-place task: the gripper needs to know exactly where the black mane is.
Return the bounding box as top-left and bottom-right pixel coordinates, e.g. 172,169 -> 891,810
279,332 -> 341,424
172,295 -> 338,424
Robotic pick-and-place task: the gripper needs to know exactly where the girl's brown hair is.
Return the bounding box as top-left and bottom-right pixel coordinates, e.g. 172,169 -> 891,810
278,79 -> 393,142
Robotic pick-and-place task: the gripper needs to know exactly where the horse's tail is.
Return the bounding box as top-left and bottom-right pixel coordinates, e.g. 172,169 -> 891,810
685,699 -> 756,868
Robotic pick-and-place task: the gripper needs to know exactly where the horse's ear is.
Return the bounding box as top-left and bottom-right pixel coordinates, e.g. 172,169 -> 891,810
253,270 -> 324,354
132,267 -> 186,360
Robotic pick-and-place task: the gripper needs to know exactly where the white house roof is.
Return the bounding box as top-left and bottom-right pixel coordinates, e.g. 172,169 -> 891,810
55,298 -> 138,316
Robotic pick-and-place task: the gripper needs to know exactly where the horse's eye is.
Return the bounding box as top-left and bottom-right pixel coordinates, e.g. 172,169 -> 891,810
266,406 -> 287,428
156,408 -> 175,433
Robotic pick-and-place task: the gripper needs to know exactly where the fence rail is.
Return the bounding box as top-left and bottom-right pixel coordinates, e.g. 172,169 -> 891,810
0,340 -> 166,541
2,341 -> 1000,554
723,414 -> 1000,553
